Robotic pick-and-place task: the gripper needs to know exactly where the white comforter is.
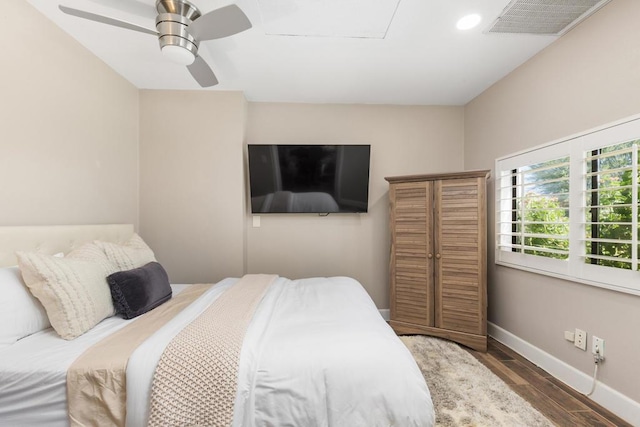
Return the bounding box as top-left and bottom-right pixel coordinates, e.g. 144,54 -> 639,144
128,276 -> 434,427
0,285 -> 188,427
1,277 -> 434,427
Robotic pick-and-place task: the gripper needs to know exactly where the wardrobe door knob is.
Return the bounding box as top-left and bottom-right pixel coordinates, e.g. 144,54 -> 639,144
435,253 -> 441,259
428,253 -> 433,259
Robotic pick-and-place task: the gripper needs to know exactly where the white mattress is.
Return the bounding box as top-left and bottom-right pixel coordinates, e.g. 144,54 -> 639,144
0,284 -> 190,427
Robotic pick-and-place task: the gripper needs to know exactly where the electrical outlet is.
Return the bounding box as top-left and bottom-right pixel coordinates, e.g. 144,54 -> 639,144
574,328 -> 587,351
592,336 -> 605,360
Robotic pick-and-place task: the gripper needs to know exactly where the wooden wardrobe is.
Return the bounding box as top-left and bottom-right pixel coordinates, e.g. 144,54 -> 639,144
385,170 -> 490,352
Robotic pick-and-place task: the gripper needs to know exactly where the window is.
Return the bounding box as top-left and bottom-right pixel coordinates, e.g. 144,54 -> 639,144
585,141 -> 637,270
496,117 -> 640,295
501,157 -> 570,260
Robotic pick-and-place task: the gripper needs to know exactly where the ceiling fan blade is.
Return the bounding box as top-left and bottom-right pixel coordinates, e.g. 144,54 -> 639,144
59,5 -> 158,36
89,0 -> 156,18
188,4 -> 252,41
187,56 -> 219,87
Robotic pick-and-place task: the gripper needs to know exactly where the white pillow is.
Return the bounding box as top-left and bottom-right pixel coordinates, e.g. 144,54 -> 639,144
17,249 -> 117,340
95,233 -> 156,271
0,266 -> 51,348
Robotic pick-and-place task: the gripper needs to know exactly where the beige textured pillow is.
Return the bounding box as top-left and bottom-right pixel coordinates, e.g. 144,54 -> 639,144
69,241 -> 111,261
95,233 -> 156,271
17,247 -> 117,340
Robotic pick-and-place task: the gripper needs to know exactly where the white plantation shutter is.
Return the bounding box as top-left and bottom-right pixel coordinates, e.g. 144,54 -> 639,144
583,142 -> 638,269
495,117 -> 640,295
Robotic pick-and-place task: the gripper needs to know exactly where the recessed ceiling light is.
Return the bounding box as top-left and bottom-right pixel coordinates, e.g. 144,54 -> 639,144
456,14 -> 481,30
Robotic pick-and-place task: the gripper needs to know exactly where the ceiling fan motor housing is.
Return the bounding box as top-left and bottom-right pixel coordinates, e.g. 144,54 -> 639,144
155,0 -> 201,59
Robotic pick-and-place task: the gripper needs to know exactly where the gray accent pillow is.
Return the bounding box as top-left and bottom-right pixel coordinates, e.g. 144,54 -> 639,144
107,262 -> 172,319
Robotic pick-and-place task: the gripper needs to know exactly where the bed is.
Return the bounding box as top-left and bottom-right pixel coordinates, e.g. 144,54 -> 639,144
0,224 -> 434,426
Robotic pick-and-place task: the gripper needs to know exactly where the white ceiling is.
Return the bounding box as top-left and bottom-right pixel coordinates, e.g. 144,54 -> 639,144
26,0 -> 562,105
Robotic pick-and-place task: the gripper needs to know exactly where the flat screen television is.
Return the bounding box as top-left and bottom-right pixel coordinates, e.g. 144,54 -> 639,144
247,144 -> 371,214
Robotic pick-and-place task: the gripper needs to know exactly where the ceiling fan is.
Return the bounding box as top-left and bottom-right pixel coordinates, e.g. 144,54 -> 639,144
58,0 -> 252,87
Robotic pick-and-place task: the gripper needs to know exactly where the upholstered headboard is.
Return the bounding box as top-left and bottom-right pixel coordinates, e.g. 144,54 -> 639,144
0,224 -> 134,267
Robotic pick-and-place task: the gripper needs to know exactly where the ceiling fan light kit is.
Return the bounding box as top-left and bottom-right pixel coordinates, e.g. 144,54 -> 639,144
161,44 -> 196,66
58,0 -> 252,87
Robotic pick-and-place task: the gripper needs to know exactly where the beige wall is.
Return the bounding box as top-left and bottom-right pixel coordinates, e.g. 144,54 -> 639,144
245,103 -> 465,307
0,1 -> 139,227
139,91 -> 246,284
465,0 -> 640,404
139,100 -> 464,305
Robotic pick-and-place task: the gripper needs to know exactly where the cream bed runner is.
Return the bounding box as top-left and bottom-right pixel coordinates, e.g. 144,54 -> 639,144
67,283 -> 212,427
147,274 -> 277,427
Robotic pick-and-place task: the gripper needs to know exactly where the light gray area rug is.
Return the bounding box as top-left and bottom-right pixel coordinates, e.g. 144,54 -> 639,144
401,335 -> 555,427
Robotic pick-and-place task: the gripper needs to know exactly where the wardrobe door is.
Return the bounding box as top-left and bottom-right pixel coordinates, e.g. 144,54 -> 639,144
433,177 -> 486,336
389,181 -> 434,327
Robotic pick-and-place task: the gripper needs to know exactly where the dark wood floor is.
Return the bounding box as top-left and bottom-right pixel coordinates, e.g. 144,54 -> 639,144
465,338 -> 632,427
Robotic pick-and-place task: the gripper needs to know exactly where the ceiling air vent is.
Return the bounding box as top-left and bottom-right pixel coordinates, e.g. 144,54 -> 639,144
487,0 -> 611,36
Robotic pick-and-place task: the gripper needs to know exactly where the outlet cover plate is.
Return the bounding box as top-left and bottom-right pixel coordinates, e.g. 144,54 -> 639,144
575,328 -> 587,351
592,336 -> 605,358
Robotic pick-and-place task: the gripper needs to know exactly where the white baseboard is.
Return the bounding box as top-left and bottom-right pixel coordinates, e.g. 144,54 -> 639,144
488,322 -> 640,426
378,309 -> 390,321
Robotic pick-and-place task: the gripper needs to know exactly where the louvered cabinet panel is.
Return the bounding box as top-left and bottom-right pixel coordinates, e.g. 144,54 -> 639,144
389,182 -> 434,327
434,178 -> 486,336
386,170 -> 489,352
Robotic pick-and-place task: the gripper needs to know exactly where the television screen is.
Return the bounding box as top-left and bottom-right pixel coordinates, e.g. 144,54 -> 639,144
247,144 -> 371,213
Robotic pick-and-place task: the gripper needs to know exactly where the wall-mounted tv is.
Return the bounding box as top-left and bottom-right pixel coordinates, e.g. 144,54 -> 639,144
247,144 -> 371,214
